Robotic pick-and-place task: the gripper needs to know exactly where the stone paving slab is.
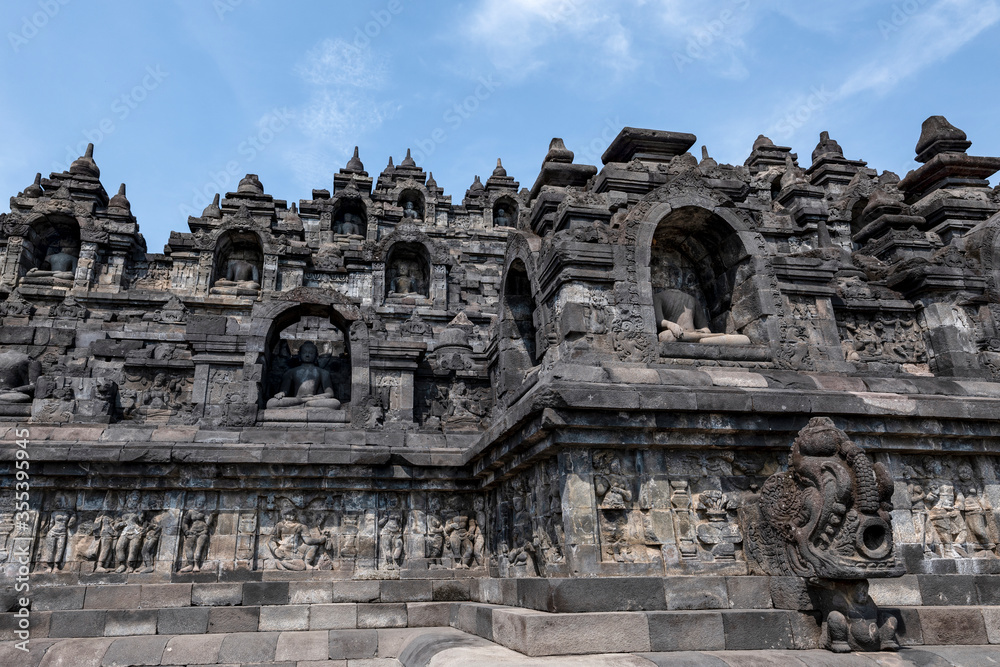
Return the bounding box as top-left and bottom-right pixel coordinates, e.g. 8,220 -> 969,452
7,630 -> 1000,666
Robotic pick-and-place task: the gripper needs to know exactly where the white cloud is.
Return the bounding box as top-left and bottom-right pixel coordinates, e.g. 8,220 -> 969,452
838,0 -> 1000,98
295,38 -> 388,89
289,38 -> 396,161
464,0 -> 638,77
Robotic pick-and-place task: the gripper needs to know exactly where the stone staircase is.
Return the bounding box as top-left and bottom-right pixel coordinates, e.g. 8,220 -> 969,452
4,575 -> 1000,665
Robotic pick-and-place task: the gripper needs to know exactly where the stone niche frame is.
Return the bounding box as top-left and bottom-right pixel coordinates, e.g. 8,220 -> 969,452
331,195 -> 370,240
626,195 -> 781,359
495,233 -> 543,401
3,207 -> 93,293
373,227 -> 451,309
210,228 -> 264,289
195,216 -> 283,294
488,194 -> 520,229
245,288 -> 368,421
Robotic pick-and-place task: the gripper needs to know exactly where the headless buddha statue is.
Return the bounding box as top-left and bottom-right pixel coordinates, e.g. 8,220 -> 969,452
0,351 -> 42,403
21,240 -> 78,288
266,342 -> 341,410
653,287 -> 750,346
211,256 -> 261,295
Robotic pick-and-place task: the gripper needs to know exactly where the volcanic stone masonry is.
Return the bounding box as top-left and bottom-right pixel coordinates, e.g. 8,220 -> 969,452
4,116 -> 1000,654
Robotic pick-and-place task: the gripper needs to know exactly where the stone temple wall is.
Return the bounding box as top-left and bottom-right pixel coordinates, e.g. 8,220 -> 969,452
2,117 -> 1000,600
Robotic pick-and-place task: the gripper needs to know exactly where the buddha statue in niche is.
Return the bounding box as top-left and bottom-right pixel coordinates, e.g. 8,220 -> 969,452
336,211 -> 365,237
653,266 -> 750,346
266,341 -> 341,410
21,238 -> 78,288
494,205 -> 513,227
389,259 -> 424,296
402,201 -> 421,221
0,351 -> 42,403
211,248 -> 262,295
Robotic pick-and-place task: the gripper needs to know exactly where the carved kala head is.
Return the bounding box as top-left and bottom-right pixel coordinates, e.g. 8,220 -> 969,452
746,416 -> 903,579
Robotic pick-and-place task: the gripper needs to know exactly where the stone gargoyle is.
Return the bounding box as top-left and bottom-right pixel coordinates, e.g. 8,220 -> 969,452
742,416 -> 905,652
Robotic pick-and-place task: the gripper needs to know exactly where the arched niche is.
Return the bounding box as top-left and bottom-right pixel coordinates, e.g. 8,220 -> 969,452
19,215 -> 80,289
210,230 -> 263,296
649,206 -> 752,344
333,198 -> 367,238
492,197 -> 518,229
260,303 -> 352,418
385,242 -> 430,299
502,259 -> 538,365
398,189 -> 425,221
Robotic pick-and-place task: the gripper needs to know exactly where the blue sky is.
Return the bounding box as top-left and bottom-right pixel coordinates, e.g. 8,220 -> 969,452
2,0 -> 998,253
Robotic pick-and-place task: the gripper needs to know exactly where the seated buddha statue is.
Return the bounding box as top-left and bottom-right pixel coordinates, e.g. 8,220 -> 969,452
402,201 -> 421,221
266,342 -> 341,410
389,262 -> 419,296
336,211 -> 364,237
21,241 -> 78,288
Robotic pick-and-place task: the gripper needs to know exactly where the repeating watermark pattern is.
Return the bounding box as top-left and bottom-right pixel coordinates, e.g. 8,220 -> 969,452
673,0 -> 752,72
214,0 -> 244,21
12,426 -> 32,652
410,75 -> 502,165
52,65 -> 169,174
576,117 -> 624,167
179,107 -> 293,218
344,0 -> 405,53
878,0 -> 932,38
772,85 -> 837,140
7,0 -> 72,53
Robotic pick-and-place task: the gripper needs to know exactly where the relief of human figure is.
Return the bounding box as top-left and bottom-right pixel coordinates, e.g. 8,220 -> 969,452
268,506 -> 325,571
266,342 -> 341,410
653,267 -> 750,345
820,580 -> 899,653
90,512 -> 122,573
115,492 -> 148,574
139,513 -> 164,574
594,456 -> 632,510
40,500 -> 75,573
923,458 -> 968,559
445,515 -> 474,568
379,515 -> 404,570
179,506 -> 213,573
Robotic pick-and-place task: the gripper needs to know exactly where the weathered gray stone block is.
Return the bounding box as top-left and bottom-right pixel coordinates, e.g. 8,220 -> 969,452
104,609 -> 158,636
83,585 -> 141,610
48,610 -> 106,638
242,581 -> 289,606
357,603 -> 407,628
664,577 -> 728,610
274,630 -> 330,662
216,631 -> 280,663
917,607 -> 988,645
208,605 -> 260,633
157,606 -> 210,634
647,611 -> 725,651
328,629 -> 378,659
309,603 -> 358,630
100,636 -> 169,667
258,604 -> 310,631
192,582 -> 243,606
721,610 -> 795,650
